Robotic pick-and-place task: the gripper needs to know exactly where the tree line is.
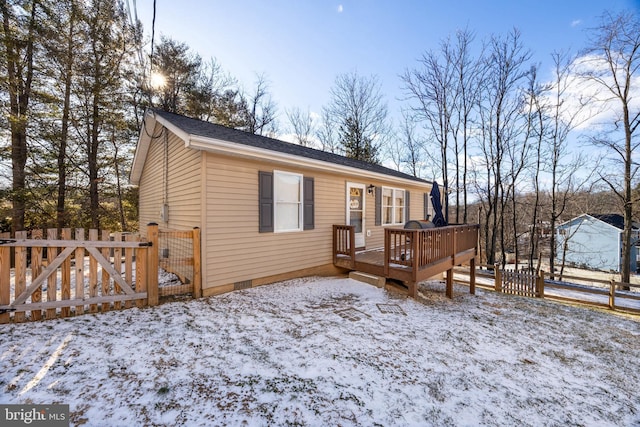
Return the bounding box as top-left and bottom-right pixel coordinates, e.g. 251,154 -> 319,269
395,13 -> 639,282
1,1 -> 639,280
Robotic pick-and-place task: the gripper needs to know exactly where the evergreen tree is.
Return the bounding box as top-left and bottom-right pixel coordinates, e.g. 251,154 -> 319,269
324,71 -> 389,164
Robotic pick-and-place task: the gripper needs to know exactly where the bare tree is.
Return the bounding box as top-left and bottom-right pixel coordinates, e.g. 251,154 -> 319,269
396,110 -> 427,178
286,107 -> 315,147
580,11 -> 640,282
542,51 -> 599,277
245,73 -> 278,136
186,58 -> 238,123
476,28 -> 532,266
402,44 -> 455,221
324,71 -> 389,163
316,109 -> 341,154
451,28 -> 483,223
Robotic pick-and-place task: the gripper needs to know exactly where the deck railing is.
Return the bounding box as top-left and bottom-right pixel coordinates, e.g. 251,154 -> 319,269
333,225 -> 356,268
334,223 -> 479,275
384,224 -> 479,274
333,223 -> 479,297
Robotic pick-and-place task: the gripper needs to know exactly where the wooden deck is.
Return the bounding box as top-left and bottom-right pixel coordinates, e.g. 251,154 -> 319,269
333,224 -> 479,298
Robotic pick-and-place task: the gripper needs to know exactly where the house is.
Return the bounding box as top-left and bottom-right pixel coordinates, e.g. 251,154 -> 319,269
130,109 -> 439,297
555,213 -> 639,273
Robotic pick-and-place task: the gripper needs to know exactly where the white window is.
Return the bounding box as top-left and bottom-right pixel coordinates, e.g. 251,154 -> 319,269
274,171 -> 303,232
382,187 -> 405,225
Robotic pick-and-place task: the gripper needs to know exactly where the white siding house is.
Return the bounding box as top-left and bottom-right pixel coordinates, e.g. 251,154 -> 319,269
556,214 -> 639,273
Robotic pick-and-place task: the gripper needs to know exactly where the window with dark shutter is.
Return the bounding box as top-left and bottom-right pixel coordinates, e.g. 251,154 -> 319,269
258,171 -> 274,233
405,191 -> 410,222
375,187 -> 382,226
424,192 -> 430,220
303,177 -> 314,230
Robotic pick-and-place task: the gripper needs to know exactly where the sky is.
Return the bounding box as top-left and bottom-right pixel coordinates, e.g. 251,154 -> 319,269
132,0 -> 640,133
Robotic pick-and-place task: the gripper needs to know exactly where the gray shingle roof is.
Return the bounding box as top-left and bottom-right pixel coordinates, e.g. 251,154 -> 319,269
589,214 -> 639,230
152,109 -> 429,184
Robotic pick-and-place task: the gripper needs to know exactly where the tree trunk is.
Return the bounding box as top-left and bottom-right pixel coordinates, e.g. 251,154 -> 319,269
57,3 -> 76,230
1,0 -> 38,233
89,97 -> 101,230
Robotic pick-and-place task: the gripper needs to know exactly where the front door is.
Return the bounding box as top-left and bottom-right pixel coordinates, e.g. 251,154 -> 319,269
347,183 -> 365,248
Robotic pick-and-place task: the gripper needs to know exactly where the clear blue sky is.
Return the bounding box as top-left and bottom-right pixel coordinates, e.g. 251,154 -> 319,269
134,0 -> 640,130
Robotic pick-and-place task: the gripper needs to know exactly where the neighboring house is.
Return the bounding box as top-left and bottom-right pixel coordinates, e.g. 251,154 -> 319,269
555,213 -> 639,273
130,109 -> 435,297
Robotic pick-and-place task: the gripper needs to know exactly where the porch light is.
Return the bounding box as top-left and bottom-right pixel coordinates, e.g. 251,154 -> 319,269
367,184 -> 375,195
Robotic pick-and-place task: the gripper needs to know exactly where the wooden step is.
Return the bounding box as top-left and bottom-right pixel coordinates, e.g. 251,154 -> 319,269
348,271 -> 386,288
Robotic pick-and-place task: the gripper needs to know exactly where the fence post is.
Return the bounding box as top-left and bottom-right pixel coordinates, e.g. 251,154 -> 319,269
537,270 -> 545,298
494,263 -> 502,292
609,280 -> 616,310
0,233 -> 10,324
147,223 -> 159,306
469,257 -> 476,295
192,227 -> 202,298
14,231 -> 27,322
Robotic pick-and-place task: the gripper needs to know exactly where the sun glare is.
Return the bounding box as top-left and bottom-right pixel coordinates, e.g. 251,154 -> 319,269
149,71 -> 167,89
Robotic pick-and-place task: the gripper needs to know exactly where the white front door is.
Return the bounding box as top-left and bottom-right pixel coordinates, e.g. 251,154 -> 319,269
347,183 -> 365,248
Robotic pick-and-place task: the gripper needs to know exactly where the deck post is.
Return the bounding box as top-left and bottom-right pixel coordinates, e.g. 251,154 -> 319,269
383,229 -> 390,276
494,263 -> 502,292
407,281 -> 417,298
332,225 -> 338,265
349,226 -> 356,269
469,257 -> 476,295
411,230 -> 419,282
446,269 -> 453,298
452,228 -> 457,261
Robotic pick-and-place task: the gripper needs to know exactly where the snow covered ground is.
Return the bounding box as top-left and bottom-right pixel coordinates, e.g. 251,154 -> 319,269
1,277 -> 639,426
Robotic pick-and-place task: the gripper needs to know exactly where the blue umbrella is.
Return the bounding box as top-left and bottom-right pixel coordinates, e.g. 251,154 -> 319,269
431,182 -> 447,227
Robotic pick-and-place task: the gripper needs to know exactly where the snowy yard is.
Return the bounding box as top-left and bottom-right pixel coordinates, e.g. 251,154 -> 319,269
1,277 -> 639,426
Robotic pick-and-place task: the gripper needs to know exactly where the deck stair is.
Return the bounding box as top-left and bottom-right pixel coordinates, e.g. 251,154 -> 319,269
348,271 -> 386,288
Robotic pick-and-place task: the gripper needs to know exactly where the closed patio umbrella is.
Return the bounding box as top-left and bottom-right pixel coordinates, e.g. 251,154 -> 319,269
431,182 -> 447,227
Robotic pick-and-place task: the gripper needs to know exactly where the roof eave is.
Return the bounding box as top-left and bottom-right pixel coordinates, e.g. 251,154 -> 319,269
187,134 -> 429,188
129,110 -> 192,185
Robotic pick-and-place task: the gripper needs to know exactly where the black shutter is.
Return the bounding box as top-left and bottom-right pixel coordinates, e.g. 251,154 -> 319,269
258,171 -> 273,233
405,191 -> 410,222
424,192 -> 430,220
303,177 -> 314,230
375,187 -> 382,226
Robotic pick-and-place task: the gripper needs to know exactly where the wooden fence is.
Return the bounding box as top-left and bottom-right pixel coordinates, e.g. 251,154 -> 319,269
0,224 -> 160,323
496,268 -> 544,298
158,228 -> 201,298
457,264 -> 640,315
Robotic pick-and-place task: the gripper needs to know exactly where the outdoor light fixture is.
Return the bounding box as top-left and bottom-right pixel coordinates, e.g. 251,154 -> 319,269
367,184 -> 375,195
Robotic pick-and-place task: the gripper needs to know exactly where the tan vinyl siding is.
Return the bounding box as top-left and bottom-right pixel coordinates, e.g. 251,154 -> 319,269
202,152 -> 431,290
204,155 -> 339,289
361,182 -> 431,249
138,126 -> 202,236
